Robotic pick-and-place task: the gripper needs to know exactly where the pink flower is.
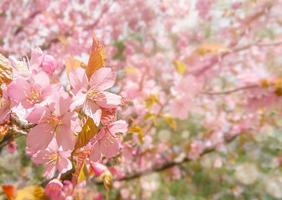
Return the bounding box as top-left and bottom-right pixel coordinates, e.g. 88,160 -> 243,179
89,120 -> 127,162
169,96 -> 191,120
30,48 -> 58,75
196,0 -> 215,19
45,179 -> 73,200
7,72 -> 52,108
45,179 -> 63,199
31,140 -> 72,178
93,193 -> 104,200
169,75 -> 200,119
70,67 -> 121,126
26,95 -> 79,151
91,162 -> 108,176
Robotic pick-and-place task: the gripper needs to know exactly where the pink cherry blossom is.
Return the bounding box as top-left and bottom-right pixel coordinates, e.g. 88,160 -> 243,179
30,48 -> 58,75
89,120 -> 127,162
26,95 -> 79,151
7,72 -> 52,108
31,140 -> 72,178
70,67 -> 121,126
45,179 -> 64,200
91,162 -> 108,176
45,179 -> 74,200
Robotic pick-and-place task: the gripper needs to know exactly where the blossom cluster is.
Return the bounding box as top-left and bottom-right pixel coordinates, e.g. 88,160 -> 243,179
0,40 -> 127,199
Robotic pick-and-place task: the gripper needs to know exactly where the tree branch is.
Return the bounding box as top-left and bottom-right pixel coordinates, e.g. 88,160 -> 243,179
202,84 -> 259,96
102,132 -> 240,183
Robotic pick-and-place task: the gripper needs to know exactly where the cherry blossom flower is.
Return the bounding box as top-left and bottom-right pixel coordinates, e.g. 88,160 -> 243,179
26,95 -> 79,151
70,67 -> 121,126
31,140 -> 72,178
45,179 -> 74,200
30,48 -> 58,75
89,120 -> 127,162
7,72 -> 52,108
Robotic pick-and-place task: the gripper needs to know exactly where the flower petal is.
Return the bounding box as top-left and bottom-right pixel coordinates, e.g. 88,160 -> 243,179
89,68 -> 116,91
27,123 -> 54,151
83,100 -> 102,126
109,120 -> 128,134
56,154 -> 72,174
7,78 -> 29,104
56,126 -> 76,150
26,105 -> 47,124
89,142 -> 101,162
96,92 -> 121,108
100,135 -> 120,159
69,68 -> 88,94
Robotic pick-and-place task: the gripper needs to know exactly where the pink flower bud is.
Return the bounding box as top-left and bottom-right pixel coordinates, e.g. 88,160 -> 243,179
41,55 -> 57,75
45,179 -> 63,199
7,141 -> 17,153
91,162 -> 108,176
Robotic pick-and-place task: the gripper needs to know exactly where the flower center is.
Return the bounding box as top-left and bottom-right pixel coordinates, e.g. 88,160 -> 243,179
48,152 -> 58,163
26,88 -> 41,104
47,115 -> 62,128
87,89 -> 105,102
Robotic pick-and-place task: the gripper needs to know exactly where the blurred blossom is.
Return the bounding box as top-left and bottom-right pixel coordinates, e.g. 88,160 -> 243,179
158,129 -> 171,142
140,173 -> 160,192
235,163 -> 259,185
181,130 -> 190,139
264,175 -> 282,199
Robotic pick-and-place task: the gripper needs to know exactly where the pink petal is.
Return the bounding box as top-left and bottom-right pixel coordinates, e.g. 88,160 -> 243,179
58,96 -> 72,115
30,48 -> 44,72
91,162 -> 107,176
100,135 -> 120,159
96,92 -> 121,108
44,161 -> 57,179
69,68 -> 88,94
70,92 -> 86,110
7,78 -> 29,103
45,179 -> 63,199
26,105 -> 47,124
89,68 -> 116,91
31,149 -> 51,165
109,120 -> 128,134
56,126 -> 76,150
89,142 -> 101,162
41,54 -> 57,75
33,71 -> 50,88
56,154 -> 72,174
83,100 -> 102,126
27,123 -> 54,151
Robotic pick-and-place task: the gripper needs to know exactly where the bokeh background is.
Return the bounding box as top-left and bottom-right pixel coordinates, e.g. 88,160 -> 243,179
1,0 -> 282,199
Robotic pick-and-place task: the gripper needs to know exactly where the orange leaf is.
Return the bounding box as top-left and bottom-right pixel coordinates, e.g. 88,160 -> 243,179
0,53 -> 13,85
75,117 -> 98,150
65,57 -> 86,76
86,35 -> 106,78
15,186 -> 47,200
2,184 -> 16,200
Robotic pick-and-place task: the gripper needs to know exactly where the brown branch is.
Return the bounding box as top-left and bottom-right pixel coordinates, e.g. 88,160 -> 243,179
97,132 -> 240,183
0,114 -> 34,151
202,84 -> 259,96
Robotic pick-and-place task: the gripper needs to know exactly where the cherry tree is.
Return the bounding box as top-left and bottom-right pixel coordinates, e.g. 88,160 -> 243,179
1,0 -> 282,199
